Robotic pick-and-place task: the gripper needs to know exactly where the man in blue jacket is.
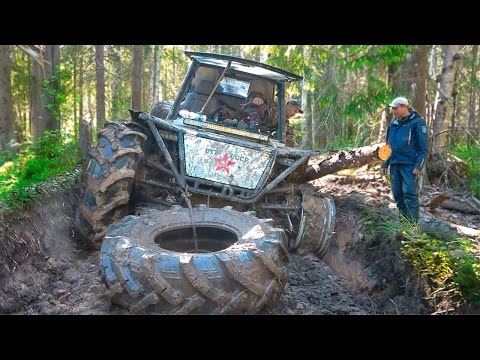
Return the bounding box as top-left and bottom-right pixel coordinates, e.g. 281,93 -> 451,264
380,97 -> 428,223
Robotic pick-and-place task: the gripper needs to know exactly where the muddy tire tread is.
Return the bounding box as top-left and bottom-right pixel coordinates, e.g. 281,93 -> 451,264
75,121 -> 146,249
101,208 -> 289,314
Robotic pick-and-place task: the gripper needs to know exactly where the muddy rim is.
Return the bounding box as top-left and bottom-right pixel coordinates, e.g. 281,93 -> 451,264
291,193 -> 336,258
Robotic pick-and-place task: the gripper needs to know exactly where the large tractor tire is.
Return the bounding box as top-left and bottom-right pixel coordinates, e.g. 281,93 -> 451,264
100,206 -> 290,314
75,121 -> 147,249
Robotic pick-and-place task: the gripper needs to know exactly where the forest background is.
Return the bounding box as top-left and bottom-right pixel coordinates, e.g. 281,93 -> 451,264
0,44 -> 478,208
0,44 -> 479,312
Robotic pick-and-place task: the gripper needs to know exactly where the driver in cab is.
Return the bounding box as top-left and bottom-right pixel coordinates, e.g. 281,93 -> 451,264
237,93 -> 269,131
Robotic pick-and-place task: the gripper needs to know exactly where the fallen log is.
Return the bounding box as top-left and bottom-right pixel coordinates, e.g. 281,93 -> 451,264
425,193 -> 480,215
425,194 -> 450,208
302,143 -> 391,182
419,215 -> 480,242
471,196 -> 480,208
440,199 -> 480,215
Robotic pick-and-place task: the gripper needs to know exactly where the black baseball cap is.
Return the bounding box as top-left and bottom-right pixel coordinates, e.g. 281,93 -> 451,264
287,99 -> 304,113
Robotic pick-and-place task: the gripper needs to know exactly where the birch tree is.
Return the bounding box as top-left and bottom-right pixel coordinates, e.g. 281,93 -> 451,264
429,45 -> 437,79
300,46 -> 309,148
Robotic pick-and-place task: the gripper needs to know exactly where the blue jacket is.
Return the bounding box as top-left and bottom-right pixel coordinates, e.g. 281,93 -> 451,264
381,109 -> 428,171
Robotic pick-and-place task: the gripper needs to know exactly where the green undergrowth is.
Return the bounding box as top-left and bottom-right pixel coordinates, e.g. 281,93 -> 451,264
0,131 -> 80,212
361,206 -> 480,312
453,142 -> 480,197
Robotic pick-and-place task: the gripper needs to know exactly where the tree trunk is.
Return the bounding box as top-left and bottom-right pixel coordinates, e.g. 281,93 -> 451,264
95,45 -> 106,129
392,46 -> 430,117
478,81 -> 480,141
30,45 -> 61,140
439,199 -> 480,215
132,45 -> 143,110
379,64 -> 394,142
111,47 -> 121,119
79,51 -> 84,127
331,46 -> 341,144
172,47 -> 177,94
30,56 -> 42,140
151,45 -> 163,108
425,46 -> 438,128
468,45 -> 478,144
87,81 -> 95,129
412,45 -> 429,117
52,45 -> 61,123
450,68 -> 460,149
390,53 -> 407,96
432,45 -> 461,156
378,107 -> 388,143
147,46 -> 154,109
429,45 -> 437,78
22,56 -> 30,141
302,143 -> 391,182
300,46 -> 309,148
0,45 -> 14,150
73,47 -> 78,138
78,49 -> 90,162
419,215 -> 480,242
310,94 -> 315,149
79,120 -> 91,163
42,45 -> 60,133
161,54 -> 168,102
13,101 -> 23,143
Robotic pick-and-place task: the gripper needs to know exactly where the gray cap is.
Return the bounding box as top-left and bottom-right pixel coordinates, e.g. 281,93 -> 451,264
388,97 -> 409,107
287,99 -> 304,113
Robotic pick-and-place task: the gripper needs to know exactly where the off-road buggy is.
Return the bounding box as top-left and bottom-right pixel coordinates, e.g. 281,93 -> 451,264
75,51 -> 335,314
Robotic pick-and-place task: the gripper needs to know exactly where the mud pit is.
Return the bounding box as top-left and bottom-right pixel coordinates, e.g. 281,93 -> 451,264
0,188 -> 115,314
1,170 -> 446,315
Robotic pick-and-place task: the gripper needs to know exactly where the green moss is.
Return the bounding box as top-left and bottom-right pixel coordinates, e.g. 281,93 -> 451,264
361,206 -> 480,311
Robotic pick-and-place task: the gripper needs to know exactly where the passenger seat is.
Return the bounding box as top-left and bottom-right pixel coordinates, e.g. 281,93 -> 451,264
180,80 -> 219,117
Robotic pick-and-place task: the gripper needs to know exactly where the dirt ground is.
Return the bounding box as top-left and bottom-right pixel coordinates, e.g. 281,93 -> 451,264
1,168 -> 477,315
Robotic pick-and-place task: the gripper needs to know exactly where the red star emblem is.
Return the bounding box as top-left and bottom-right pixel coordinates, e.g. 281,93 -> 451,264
215,154 -> 235,174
